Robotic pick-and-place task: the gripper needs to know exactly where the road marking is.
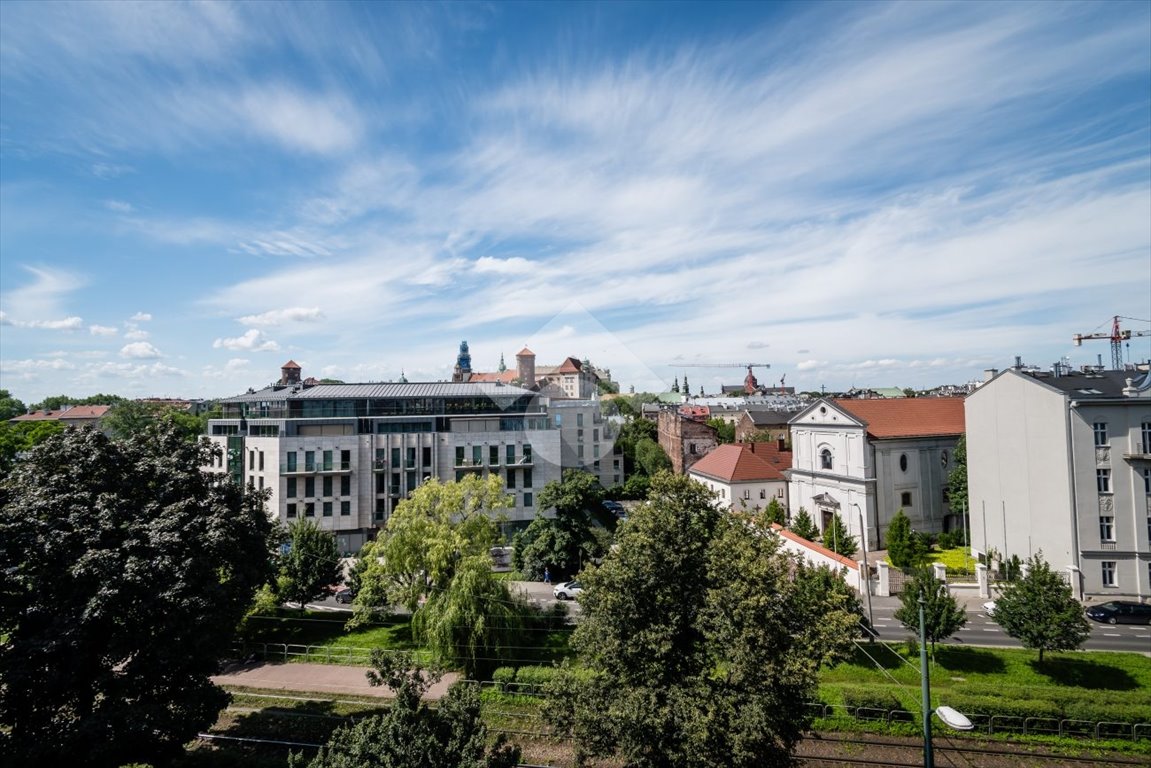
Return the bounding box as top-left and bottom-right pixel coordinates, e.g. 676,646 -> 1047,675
1103,633 -> 1121,637
981,628 -> 999,632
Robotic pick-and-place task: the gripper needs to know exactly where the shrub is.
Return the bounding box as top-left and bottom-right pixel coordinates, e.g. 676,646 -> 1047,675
492,667 -> 516,686
515,666 -> 560,690
842,686 -> 904,714
946,694 -> 1061,722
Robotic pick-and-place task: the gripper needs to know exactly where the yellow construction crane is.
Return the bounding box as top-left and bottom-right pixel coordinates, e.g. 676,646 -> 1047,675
1073,316 -> 1151,370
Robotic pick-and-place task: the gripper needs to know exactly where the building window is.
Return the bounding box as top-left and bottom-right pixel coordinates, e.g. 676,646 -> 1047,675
305,502 -> 315,517
554,414 -> 562,427
523,468 -> 533,488
1099,516 -> 1114,541
523,492 -> 533,507
941,450 -> 949,468
248,451 -> 255,470
305,477 -> 315,497
760,489 -> 767,499
321,476 -> 332,497
506,470 -> 516,489
473,445 -> 482,465
341,449 -> 351,470
901,491 -> 913,507
820,448 -> 833,470
287,478 -> 297,498
578,445 -> 584,459
422,446 -> 432,466
577,413 -> 584,427
593,444 -> 600,459
689,444 -> 696,455
899,454 -> 908,472
577,429 -> 584,441
258,477 -> 264,491
1093,422 -> 1108,446
1144,468 -> 1151,495
742,489 -> 750,500
305,451 -> 315,472
375,499 -> 386,522
287,452 -> 297,472
406,447 -> 416,468
258,451 -> 264,471
340,476 -> 351,496
594,428 -> 599,441
456,446 -> 465,466
1142,422 -> 1151,454
286,503 -> 297,518
506,444 -> 515,464
1097,469 -> 1111,494
1101,561 -> 1116,587
340,501 -> 350,516
490,446 -> 500,466
323,501 -> 333,517
523,444 -> 532,463
323,450 -> 333,471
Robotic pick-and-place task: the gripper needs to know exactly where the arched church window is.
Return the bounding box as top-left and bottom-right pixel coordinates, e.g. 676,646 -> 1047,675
820,448 -> 833,470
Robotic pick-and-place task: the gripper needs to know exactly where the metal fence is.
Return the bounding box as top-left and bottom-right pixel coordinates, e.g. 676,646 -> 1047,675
807,702 -> 1150,742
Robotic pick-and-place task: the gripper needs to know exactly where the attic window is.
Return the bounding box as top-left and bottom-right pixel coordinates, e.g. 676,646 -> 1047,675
1076,388 -> 1103,395
900,454 -> 908,472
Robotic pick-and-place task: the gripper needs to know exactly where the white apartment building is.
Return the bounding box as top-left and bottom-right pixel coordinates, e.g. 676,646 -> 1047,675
207,362 -> 621,553
966,366 -> 1151,600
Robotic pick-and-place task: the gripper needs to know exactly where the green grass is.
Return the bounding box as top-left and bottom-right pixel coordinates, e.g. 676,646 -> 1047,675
237,609 -> 421,664
927,546 -> 977,575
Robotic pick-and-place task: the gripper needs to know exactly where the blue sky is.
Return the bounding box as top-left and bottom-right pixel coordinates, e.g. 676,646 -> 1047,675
1,0 -> 1149,404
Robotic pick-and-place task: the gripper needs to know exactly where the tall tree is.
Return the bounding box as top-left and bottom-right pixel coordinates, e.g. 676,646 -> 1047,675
354,475 -> 508,617
993,553 -> 1090,664
886,508 -> 916,569
788,507 -> 819,542
279,519 -> 342,610
291,652 -> 520,768
0,423 -> 274,768
893,567 -> 966,657
764,497 -> 787,527
0,390 -> 26,421
946,435 -> 968,521
635,436 -> 672,475
515,470 -> 607,580
822,511 -> 858,557
0,420 -> 65,479
413,556 -> 531,680
706,417 -> 735,444
546,475 -> 858,767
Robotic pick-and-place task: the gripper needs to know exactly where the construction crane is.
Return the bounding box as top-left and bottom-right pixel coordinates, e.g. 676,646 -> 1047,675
672,362 -> 772,394
1073,316 -> 1151,371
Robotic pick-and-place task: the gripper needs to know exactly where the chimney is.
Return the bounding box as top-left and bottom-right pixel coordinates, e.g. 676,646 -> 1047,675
983,368 -> 998,382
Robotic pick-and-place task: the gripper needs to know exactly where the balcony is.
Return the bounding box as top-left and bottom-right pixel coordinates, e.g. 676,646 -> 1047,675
316,463 -> 351,474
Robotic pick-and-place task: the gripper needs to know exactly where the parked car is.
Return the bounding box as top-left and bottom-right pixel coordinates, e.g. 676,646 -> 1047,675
1085,600 -> 1151,625
982,600 -> 997,618
553,580 -> 583,600
334,588 -> 355,604
603,500 -> 625,517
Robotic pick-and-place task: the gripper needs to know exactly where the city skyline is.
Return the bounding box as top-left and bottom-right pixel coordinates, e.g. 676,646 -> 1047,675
2,1 -> 1149,404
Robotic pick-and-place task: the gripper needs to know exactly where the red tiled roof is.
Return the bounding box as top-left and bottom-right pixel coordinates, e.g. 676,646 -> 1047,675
745,441 -> 792,470
11,405 -> 112,422
688,444 -> 786,483
833,397 -> 965,439
468,371 -> 518,384
516,347 -> 534,357
555,356 -> 582,374
679,405 -> 711,419
282,359 -> 301,369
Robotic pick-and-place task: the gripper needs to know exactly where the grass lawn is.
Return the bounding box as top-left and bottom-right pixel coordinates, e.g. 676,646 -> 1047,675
927,546 -> 977,575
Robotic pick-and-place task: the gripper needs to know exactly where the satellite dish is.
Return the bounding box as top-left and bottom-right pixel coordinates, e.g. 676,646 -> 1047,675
935,705 -> 974,731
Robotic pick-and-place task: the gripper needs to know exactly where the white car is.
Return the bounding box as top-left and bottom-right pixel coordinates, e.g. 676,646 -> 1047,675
982,600 -> 997,618
553,580 -> 583,600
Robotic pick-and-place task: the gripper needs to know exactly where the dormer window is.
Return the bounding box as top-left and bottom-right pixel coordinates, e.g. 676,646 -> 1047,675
820,448 -> 833,470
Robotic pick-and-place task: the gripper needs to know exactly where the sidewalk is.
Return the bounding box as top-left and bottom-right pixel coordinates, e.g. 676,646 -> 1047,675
212,661 -> 461,699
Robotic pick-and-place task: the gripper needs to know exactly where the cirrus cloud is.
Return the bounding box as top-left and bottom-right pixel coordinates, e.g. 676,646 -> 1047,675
212,329 -> 280,351
237,306 -> 324,327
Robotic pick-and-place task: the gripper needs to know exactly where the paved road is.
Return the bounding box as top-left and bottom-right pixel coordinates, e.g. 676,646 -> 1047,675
866,593 -> 1150,655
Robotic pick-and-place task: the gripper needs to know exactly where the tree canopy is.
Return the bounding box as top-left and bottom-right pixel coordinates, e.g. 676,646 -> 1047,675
279,518 -> 342,610
946,435 -> 968,519
885,508 -> 928,569
0,423 -> 275,768
515,469 -> 607,580
546,472 -> 860,767
0,420 -> 64,480
788,507 -> 819,542
635,436 -> 672,476
291,652 -> 520,768
993,553 -> 1090,664
29,393 -> 125,411
706,417 -> 735,443
822,511 -> 858,557
893,567 -> 966,655
0,390 -> 26,421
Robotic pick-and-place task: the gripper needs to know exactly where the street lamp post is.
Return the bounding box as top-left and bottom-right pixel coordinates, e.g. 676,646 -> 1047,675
919,595 -> 934,768
851,502 -> 873,631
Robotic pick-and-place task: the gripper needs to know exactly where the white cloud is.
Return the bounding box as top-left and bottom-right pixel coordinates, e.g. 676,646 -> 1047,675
0,358 -> 77,373
796,360 -> 825,371
130,312 -> 152,322
473,256 -> 534,275
124,328 -> 150,340
0,313 -> 85,330
120,342 -> 162,359
237,306 -> 324,327
105,200 -> 134,213
89,324 -> 118,336
212,329 -> 280,352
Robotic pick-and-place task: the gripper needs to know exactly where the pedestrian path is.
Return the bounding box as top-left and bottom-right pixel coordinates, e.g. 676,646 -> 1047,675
212,661 -> 461,699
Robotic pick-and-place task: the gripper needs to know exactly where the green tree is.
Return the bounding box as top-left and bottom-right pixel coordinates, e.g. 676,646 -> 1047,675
788,507 -> 819,542
413,556 -> 531,679
30,393 -> 125,411
886,508 -> 915,568
355,475 -> 508,616
764,497 -> 787,527
946,435 -> 968,520
0,423 -> 274,768
893,567 -> 966,657
0,420 -> 65,478
546,474 -> 858,767
993,553 -> 1090,664
635,436 -> 672,476
822,512 -> 857,557
292,652 -> 520,768
0,390 -> 26,421
515,470 -> 607,580
614,416 -> 658,476
706,417 -> 735,444
279,519 -> 342,610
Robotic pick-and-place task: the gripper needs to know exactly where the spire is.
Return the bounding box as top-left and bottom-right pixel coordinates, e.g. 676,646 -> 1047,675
498,352 -> 507,373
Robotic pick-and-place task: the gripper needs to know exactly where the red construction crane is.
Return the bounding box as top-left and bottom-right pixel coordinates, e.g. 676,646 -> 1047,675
1073,316 -> 1150,370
